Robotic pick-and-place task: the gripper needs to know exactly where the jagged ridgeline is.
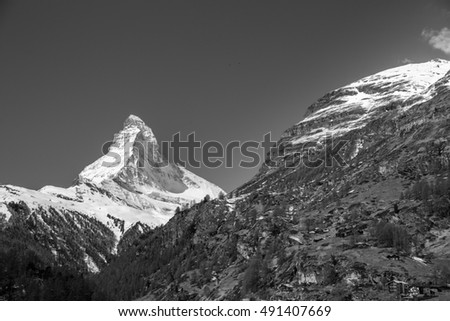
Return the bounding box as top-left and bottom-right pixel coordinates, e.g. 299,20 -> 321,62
94,59 -> 450,300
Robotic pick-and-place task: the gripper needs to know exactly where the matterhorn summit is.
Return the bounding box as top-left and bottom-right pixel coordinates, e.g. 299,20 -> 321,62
0,115 -> 223,271
77,114 -> 224,218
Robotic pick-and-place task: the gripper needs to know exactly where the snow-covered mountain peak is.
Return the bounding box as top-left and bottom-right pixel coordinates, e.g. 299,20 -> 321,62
75,114 -> 224,228
283,59 -> 450,145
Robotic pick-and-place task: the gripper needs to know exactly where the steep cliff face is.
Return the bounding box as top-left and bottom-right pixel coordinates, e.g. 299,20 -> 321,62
97,60 -> 450,301
0,115 -> 224,272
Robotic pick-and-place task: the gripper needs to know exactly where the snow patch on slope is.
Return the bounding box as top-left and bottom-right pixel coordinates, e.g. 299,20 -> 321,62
84,253 -> 100,273
78,126 -> 141,185
0,202 -> 11,221
179,167 -> 224,201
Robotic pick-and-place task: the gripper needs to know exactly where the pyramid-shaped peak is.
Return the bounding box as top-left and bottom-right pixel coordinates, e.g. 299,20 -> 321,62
124,114 -> 146,128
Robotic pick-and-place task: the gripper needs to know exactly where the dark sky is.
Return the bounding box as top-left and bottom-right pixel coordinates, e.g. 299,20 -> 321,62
0,0 -> 449,192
